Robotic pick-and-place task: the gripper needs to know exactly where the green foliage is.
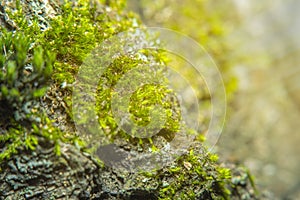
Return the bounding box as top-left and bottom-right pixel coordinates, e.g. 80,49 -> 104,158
6,0 -> 140,86
40,0 -> 141,85
129,84 -> 180,131
31,114 -> 85,156
100,0 -> 127,10
0,1 -> 259,199
131,0 -> 240,101
1,0 -> 178,162
155,149 -> 232,199
0,111 -> 85,163
0,28 -> 55,122
0,125 -> 24,162
0,28 -> 76,162
94,50 -> 181,143
1,0 -> 219,167
3,0 -> 183,148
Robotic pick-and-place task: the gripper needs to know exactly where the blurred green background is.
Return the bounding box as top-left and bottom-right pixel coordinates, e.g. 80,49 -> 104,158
127,0 -> 300,198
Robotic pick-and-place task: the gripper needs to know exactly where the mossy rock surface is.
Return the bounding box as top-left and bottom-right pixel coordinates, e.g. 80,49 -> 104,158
0,136 -> 262,199
0,0 -> 272,199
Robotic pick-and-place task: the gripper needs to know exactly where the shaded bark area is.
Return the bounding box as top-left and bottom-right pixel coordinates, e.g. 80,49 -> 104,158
0,137 -> 264,199
0,137 -> 159,199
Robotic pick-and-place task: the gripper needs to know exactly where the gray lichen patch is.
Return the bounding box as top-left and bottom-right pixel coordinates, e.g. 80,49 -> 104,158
0,136 -> 98,199
0,0 -> 59,31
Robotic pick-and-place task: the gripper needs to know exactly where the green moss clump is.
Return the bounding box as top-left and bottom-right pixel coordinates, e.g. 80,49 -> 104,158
92,46 -> 181,144
156,149 -> 231,200
0,28 -> 66,162
0,29 -> 54,122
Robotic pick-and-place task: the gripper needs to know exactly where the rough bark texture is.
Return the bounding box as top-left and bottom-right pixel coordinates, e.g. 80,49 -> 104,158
0,137 -> 159,199
0,136 -> 266,199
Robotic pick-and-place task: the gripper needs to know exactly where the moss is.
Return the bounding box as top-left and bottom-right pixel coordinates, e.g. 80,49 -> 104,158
0,25 -> 83,162
92,48 -> 181,144
0,27 -> 52,161
155,148 -> 232,199
0,29 -> 54,121
0,0 -> 260,199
